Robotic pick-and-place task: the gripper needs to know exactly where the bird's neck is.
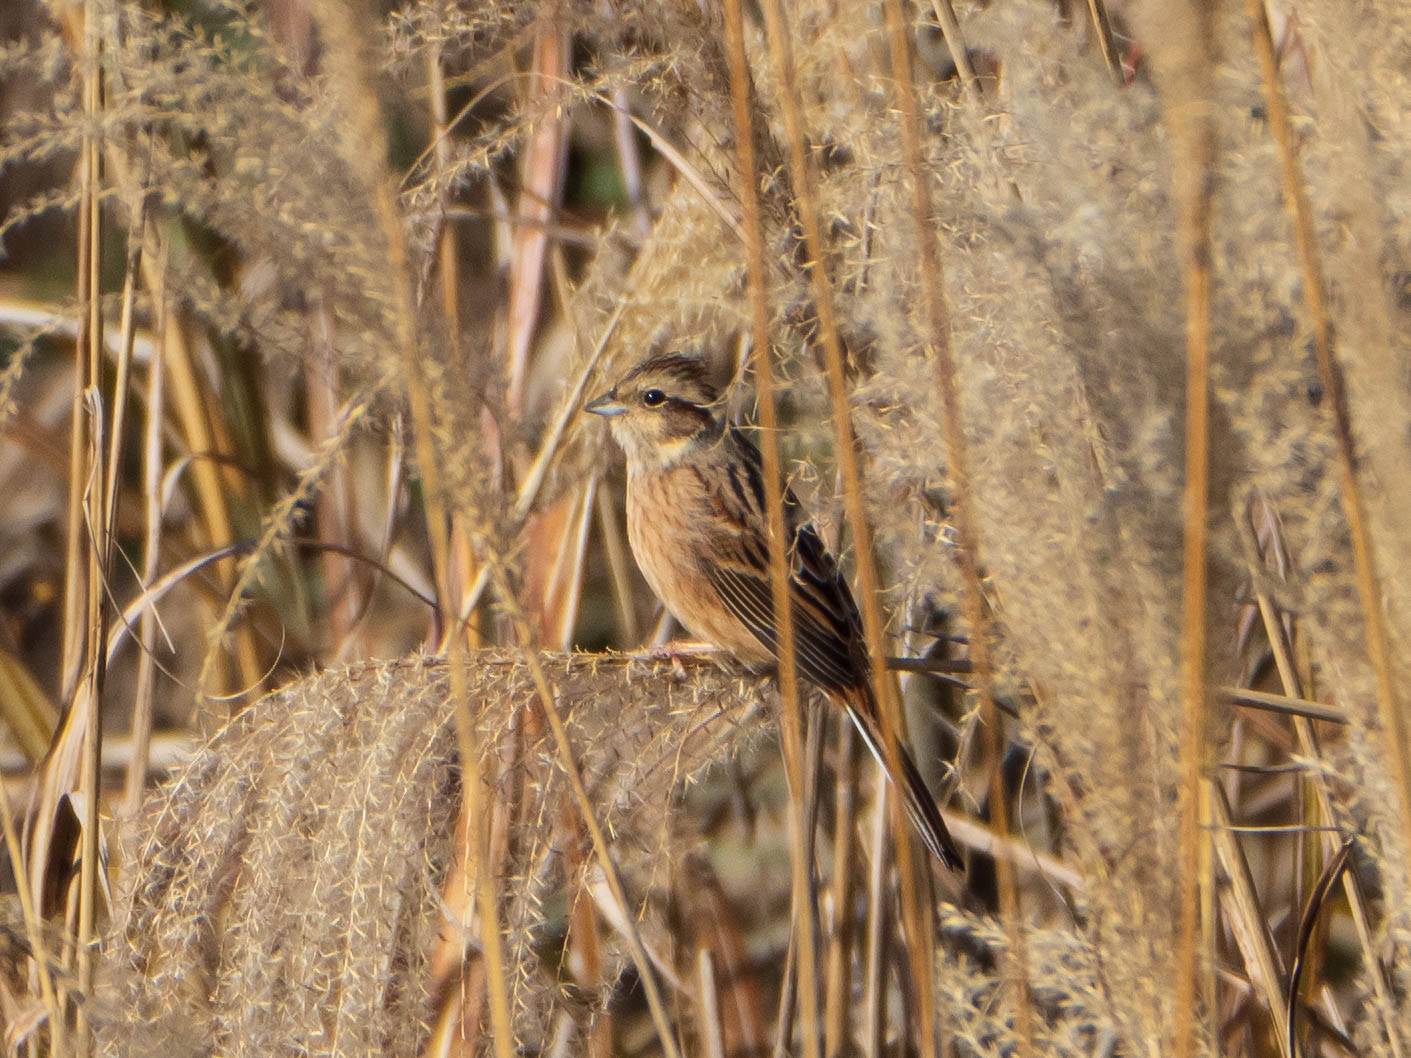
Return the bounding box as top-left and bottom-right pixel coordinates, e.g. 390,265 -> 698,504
625,418 -> 723,475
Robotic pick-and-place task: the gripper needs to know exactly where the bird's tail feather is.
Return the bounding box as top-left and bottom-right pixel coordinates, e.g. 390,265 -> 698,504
841,688 -> 963,870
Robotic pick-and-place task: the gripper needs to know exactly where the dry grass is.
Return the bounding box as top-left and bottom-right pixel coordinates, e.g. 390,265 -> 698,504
0,0 -> 1408,1055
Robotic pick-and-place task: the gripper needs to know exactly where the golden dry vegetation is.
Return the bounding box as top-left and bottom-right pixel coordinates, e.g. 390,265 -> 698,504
1,0 -> 1409,1055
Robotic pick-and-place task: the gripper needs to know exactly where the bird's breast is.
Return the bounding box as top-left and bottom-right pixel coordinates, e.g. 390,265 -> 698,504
626,464 -> 772,663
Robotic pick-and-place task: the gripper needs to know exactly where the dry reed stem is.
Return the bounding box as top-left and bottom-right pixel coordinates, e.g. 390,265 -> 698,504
487,562 -> 684,1058
823,722 -> 858,1054
720,5 -> 817,1058
1209,782 -> 1290,1053
1085,0 -> 1123,83
72,72 -> 271,701
120,223 -> 165,818
1220,687 -> 1343,725
125,210 -> 261,698
74,3 -> 107,1046
57,10 -> 93,711
926,0 -> 981,97
595,484 -> 639,645
1253,587 -> 1402,1057
756,4 -> 941,1054
308,3 -> 516,1055
428,35 -> 462,339
1246,0 -> 1411,875
881,5 -> 1035,1058
1159,2 -> 1218,1053
504,18 -> 566,420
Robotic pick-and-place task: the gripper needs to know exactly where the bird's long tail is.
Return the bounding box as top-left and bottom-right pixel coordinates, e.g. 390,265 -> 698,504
840,686 -> 963,870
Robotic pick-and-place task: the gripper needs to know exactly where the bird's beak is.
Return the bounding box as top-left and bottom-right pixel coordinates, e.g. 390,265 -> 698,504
585,390 -> 626,417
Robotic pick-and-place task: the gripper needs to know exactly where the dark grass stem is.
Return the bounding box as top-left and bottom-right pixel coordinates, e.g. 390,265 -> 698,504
881,3 -> 1034,1056
1286,841 -> 1353,1058
1254,588 -> 1404,1057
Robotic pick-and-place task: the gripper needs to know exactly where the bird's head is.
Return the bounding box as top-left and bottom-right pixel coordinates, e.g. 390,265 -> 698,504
586,353 -> 723,470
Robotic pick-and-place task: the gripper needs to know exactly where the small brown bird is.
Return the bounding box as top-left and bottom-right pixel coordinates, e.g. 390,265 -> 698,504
586,353 -> 962,869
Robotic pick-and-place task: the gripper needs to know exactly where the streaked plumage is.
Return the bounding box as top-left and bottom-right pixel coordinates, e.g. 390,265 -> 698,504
587,353 -> 962,869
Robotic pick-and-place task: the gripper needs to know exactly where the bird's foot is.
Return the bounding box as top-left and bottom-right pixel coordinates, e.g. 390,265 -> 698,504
633,641 -> 724,680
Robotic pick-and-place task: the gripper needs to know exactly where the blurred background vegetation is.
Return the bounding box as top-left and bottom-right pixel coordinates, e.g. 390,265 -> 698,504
2,0 -> 1411,1055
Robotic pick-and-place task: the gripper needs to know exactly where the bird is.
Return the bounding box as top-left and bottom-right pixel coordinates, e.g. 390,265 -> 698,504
585,352 -> 962,869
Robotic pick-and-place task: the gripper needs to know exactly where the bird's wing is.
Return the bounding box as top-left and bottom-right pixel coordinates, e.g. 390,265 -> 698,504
701,429 -> 868,694
702,431 -> 963,870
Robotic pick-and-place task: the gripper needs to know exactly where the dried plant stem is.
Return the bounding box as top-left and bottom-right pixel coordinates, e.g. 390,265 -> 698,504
699,950 -> 726,1058
1254,592 -> 1403,1058
505,18 -> 566,419
429,36 -> 462,337
117,220 -> 165,818
1085,0 -> 1124,83
882,3 -> 1033,1056
926,0 -> 981,97
862,788 -> 890,1058
721,4 -> 818,1058
122,240 -> 166,815
756,2 -> 938,1054
58,18 -> 94,708
1245,0 -> 1411,866
1209,784 -> 1291,1052
824,722 -> 858,1055
429,25 -> 475,661
0,765 -> 61,1053
485,561 -> 685,1058
595,484 -> 639,645
75,2 -> 106,1047
308,3 -> 516,1055
1170,4 -> 1217,1053
70,99 -> 263,699
531,479 -> 595,649
125,214 -> 260,697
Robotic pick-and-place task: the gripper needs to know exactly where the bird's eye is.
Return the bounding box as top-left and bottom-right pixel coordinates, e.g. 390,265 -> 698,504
641,388 -> 667,407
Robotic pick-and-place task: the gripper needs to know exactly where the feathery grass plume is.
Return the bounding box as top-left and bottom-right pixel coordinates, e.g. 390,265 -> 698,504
100,653 -> 773,1057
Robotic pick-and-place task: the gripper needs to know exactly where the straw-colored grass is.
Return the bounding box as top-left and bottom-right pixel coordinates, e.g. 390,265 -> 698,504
0,0 -> 1408,1055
